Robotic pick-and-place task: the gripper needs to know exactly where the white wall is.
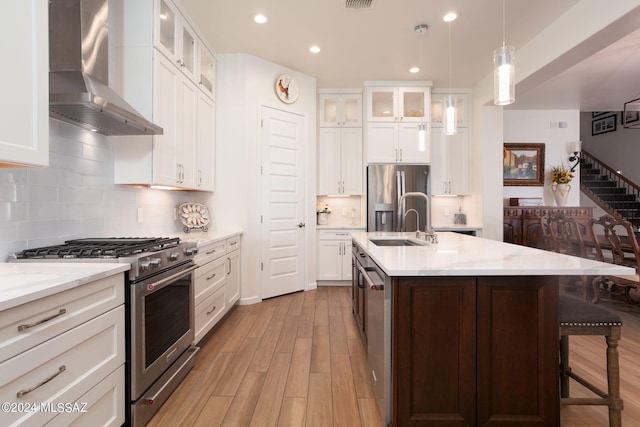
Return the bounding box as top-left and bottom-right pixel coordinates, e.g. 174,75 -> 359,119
580,111 -> 640,184
503,110 -> 581,206
0,120 -> 207,260
210,53 -> 317,305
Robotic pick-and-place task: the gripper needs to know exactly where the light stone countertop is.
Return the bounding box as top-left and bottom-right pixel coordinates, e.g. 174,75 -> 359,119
351,231 -> 636,277
171,230 -> 243,247
0,263 -> 130,311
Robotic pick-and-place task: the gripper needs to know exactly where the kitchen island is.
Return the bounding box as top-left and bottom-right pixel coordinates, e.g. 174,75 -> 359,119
351,231 -> 633,427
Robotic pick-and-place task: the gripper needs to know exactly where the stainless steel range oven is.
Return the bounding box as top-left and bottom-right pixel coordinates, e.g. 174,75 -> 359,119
10,237 -> 200,427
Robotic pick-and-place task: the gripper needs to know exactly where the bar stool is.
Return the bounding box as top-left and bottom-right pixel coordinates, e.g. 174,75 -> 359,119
559,294 -> 623,427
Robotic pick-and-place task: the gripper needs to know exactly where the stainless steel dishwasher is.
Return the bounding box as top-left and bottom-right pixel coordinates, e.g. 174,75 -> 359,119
357,247 -> 391,424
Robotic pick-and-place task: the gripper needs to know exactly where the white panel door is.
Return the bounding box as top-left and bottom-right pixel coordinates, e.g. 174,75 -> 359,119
260,106 -> 307,299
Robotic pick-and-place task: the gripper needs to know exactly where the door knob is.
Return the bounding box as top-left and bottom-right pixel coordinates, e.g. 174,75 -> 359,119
297,222 -> 306,228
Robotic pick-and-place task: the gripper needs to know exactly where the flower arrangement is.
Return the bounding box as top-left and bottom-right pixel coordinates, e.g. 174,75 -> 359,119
316,203 -> 331,214
551,164 -> 574,184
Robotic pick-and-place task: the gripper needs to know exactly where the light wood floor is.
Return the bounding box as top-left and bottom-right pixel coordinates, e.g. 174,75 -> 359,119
149,286 -> 640,427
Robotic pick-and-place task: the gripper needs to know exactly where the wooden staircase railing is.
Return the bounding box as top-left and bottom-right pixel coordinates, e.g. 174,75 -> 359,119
580,150 -> 640,227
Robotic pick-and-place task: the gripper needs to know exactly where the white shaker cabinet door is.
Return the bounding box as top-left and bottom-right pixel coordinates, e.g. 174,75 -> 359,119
0,0 -> 48,167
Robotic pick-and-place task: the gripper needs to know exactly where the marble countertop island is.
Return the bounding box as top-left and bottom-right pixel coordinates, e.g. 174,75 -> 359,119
351,231 -> 635,277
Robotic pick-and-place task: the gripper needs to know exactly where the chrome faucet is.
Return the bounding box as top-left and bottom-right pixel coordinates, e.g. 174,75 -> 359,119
398,192 -> 437,243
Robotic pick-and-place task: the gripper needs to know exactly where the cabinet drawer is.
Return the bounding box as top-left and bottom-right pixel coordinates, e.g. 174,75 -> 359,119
44,365 -> 125,427
194,256 -> 226,304
0,306 -> 125,426
194,240 -> 227,265
194,287 -> 226,343
226,235 -> 240,251
318,230 -> 354,240
0,274 -> 124,364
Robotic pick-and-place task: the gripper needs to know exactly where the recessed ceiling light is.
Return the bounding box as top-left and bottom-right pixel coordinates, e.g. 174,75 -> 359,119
253,13 -> 268,24
443,11 -> 458,22
409,66 -> 420,74
159,13 -> 168,20
309,46 -> 321,54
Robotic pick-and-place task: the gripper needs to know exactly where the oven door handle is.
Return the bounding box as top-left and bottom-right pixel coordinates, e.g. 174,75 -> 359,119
358,265 -> 384,290
138,264 -> 198,295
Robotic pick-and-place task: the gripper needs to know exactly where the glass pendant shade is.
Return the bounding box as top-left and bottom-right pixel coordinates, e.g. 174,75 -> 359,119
443,95 -> 457,135
493,45 -> 515,105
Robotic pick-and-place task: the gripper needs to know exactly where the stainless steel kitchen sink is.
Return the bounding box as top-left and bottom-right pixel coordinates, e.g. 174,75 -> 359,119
369,238 -> 429,247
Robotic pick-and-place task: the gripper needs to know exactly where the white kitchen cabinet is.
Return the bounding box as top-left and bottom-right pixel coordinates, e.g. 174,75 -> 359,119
318,127 -> 363,195
318,92 -> 362,127
0,0 -> 48,167
226,236 -> 241,306
317,229 -> 354,282
114,0 -> 216,191
196,92 -> 216,191
366,86 -> 430,123
431,127 -> 470,195
366,122 -> 430,164
198,44 -> 217,100
155,0 -> 198,84
0,274 -> 125,426
193,235 -> 241,343
364,83 -> 431,164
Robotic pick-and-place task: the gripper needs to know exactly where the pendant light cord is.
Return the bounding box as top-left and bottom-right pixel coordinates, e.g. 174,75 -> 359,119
502,0 -> 506,47
448,22 -> 452,91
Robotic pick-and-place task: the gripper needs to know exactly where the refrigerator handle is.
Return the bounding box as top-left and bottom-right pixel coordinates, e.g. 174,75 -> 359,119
396,171 -> 402,231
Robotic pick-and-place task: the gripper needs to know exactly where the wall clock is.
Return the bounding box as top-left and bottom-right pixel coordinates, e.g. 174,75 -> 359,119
275,73 -> 299,104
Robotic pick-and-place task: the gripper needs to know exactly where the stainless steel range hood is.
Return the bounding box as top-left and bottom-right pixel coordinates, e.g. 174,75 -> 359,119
49,0 -> 162,136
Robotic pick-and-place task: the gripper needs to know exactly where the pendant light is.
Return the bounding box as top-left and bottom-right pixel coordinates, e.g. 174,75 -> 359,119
415,24 -> 430,152
493,0 -> 515,105
443,18 -> 457,135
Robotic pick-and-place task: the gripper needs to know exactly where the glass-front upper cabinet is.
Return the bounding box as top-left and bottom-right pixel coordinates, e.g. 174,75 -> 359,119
157,0 -> 177,58
366,86 -> 430,122
319,93 -> 362,127
400,88 -> 428,122
198,45 -> 217,100
155,0 -> 197,83
180,22 -> 197,80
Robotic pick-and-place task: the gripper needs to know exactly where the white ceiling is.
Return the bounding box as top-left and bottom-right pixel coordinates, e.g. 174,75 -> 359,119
178,0 -> 640,111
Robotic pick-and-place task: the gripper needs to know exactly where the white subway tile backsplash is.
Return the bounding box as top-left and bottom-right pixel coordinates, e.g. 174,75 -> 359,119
0,120 -> 208,260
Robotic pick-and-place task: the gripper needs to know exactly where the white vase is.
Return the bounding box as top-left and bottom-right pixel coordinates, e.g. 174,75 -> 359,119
317,213 -> 328,225
551,183 -> 571,206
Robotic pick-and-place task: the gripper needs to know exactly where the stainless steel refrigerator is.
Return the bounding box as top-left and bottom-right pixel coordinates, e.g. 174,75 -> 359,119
367,164 -> 430,232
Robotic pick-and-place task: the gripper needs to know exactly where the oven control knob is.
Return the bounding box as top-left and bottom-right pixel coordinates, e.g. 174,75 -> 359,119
149,258 -> 161,268
168,252 -> 180,261
185,247 -> 198,256
140,260 -> 151,271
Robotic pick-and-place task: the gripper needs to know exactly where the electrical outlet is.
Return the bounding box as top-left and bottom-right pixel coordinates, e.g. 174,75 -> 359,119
173,207 -> 178,220
444,207 -> 450,216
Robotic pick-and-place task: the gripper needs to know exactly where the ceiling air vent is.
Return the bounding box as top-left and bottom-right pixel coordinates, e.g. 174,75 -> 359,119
345,0 -> 376,9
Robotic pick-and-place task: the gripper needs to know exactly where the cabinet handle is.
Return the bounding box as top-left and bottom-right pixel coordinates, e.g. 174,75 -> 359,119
229,241 -> 237,246
206,273 -> 216,280
16,365 -> 66,398
206,306 -> 217,315
206,249 -> 217,255
18,309 -> 67,331
399,149 -> 403,161
227,257 -> 231,275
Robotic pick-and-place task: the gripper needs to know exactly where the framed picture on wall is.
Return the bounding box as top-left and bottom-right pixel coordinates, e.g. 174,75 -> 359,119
503,143 -> 545,186
622,110 -> 640,127
591,111 -> 609,118
592,114 -> 617,135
